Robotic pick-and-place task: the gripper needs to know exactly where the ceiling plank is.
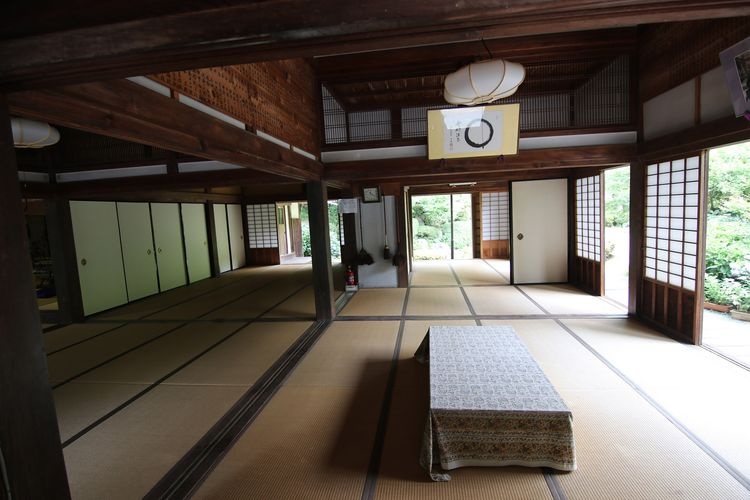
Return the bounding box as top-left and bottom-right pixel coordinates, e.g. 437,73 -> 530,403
8,80 -> 323,182
0,1 -> 747,89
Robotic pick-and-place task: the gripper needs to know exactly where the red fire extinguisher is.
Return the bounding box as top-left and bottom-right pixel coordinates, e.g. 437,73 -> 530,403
346,266 -> 356,286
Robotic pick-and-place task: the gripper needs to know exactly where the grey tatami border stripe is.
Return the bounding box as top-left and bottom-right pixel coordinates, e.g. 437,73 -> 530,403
555,319 -> 750,492
42,323 -> 66,334
359,286 -> 410,500
513,285 -> 552,315
335,314 -> 629,322
543,468 -> 568,500
449,263 -> 479,317
144,320 -> 331,500
701,344 -> 750,373
361,318 -> 406,500
481,258 -> 511,282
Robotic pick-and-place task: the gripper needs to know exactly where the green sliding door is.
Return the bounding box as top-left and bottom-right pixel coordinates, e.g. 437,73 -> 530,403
213,204 -> 231,273
151,203 -> 187,291
181,203 -> 212,283
117,202 -> 159,301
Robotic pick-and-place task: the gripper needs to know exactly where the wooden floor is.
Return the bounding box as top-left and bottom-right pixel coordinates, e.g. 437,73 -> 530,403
43,260 -> 750,499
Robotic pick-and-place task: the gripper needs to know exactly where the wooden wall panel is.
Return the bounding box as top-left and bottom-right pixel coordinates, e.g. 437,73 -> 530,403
153,59 -> 319,155
640,19 -> 750,101
481,240 -> 509,259
247,247 -> 281,266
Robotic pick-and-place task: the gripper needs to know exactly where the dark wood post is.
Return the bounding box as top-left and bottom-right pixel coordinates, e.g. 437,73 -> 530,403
45,198 -> 84,324
205,202 -> 221,277
629,160 -> 645,316
0,97 -> 71,498
306,181 -> 335,320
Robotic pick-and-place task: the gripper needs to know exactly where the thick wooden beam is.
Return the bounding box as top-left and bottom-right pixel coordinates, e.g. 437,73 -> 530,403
306,180 -> 335,321
325,144 -> 635,182
8,80 -> 323,182
1,1 -> 748,89
639,115 -> 750,161
0,96 -> 71,498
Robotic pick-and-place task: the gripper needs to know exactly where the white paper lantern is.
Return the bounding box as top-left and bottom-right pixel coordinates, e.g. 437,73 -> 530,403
444,59 -> 525,106
11,118 -> 60,148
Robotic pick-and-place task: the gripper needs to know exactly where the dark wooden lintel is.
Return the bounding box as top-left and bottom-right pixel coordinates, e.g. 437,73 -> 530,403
8,80 -> 323,182
325,144 -> 635,182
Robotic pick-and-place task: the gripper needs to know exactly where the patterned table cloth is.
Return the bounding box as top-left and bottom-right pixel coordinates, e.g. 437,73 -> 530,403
415,325 -> 576,481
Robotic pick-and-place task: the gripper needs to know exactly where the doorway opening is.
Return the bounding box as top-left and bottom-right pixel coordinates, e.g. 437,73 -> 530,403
604,165 -> 630,306
411,193 -> 472,260
702,141 -> 750,366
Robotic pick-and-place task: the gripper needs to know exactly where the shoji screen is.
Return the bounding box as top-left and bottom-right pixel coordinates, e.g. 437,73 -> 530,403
572,174 -> 603,295
640,156 -> 703,343
481,191 -> 509,258
245,203 -> 280,265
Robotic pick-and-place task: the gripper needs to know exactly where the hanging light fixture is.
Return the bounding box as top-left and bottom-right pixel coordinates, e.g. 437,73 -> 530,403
11,117 -> 60,148
443,58 -> 525,106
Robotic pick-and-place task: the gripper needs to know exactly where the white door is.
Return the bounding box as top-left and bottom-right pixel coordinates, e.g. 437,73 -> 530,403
227,204 -> 246,269
117,202 -> 159,301
70,201 -> 128,315
181,203 -> 212,283
511,178 -> 568,284
213,204 -> 231,273
151,203 -> 187,291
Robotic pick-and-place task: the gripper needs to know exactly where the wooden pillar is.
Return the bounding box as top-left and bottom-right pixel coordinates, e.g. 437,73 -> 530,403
395,187 -> 409,288
205,202 -> 221,277
45,199 -> 84,324
0,97 -> 71,498
629,161 -> 645,316
306,181 -> 335,321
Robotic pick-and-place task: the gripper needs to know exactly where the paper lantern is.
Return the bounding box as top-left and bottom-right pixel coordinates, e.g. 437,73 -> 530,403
11,118 -> 60,148
444,59 -> 525,106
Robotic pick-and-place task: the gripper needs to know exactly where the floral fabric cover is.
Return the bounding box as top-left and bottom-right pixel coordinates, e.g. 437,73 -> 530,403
415,325 -> 576,481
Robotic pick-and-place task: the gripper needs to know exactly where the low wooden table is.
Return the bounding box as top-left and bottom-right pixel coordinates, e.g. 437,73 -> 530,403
415,325 -> 576,481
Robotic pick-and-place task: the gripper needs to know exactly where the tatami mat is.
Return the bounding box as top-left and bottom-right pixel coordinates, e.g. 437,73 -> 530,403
195,320 -> 400,499
405,288 -> 471,316
450,259 -> 508,285
75,322 -> 244,384
564,318 -> 750,480
203,280 -> 307,320
47,321 -> 182,384
340,288 -> 407,317
64,384 -> 247,500
165,321 -> 311,386
194,386 -> 380,500
464,286 -> 545,316
410,261 -> 458,286
285,321 -> 399,388
519,284 -> 627,315
263,286 -> 316,318
54,382 -> 150,442
44,322 -> 126,354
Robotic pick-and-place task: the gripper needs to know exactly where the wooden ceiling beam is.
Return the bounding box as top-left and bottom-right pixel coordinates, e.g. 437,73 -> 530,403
1,1 -> 747,89
8,80 -> 323,182
316,28 -> 636,84
324,144 -> 634,182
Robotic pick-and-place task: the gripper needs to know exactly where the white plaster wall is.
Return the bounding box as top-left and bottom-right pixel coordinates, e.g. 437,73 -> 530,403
643,79 -> 695,141
356,195 -> 398,288
701,66 -> 734,123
